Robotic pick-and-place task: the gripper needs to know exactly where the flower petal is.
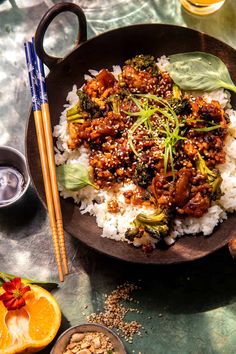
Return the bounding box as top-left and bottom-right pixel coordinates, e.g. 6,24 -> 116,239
3,297 -> 17,310
2,281 -> 15,292
12,277 -> 22,290
0,293 -> 8,301
0,292 -> 14,301
15,298 -> 26,310
20,285 -> 31,296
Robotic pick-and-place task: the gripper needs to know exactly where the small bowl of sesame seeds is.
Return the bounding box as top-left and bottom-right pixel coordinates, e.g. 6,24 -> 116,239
50,323 -> 127,354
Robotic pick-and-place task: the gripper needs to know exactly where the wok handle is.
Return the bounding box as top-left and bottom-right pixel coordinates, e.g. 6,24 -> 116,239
35,2 -> 87,70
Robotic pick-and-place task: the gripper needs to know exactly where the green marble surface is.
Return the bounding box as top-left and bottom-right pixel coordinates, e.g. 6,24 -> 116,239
0,0 -> 236,353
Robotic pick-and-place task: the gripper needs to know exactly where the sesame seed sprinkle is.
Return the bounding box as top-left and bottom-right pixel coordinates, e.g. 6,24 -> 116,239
87,282 -> 142,342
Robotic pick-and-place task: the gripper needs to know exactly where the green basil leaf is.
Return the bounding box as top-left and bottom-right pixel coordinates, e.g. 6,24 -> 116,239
57,163 -> 96,191
166,52 -> 236,93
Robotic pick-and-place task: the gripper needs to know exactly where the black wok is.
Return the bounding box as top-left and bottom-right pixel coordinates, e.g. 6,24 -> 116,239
26,2 -> 236,264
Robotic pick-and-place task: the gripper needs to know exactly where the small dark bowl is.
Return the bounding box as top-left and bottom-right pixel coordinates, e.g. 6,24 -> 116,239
50,323 -> 127,354
0,145 -> 30,209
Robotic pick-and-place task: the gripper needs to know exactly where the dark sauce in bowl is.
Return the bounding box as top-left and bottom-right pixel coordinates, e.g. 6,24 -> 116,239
0,166 -> 25,205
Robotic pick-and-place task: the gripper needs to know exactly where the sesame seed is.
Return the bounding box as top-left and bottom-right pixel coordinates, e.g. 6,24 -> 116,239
87,282 -> 142,342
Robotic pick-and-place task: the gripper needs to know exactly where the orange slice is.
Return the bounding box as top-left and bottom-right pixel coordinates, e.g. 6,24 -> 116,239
0,285 -> 61,353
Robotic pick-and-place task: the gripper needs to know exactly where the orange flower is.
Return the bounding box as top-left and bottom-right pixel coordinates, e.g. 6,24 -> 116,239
0,277 -> 31,310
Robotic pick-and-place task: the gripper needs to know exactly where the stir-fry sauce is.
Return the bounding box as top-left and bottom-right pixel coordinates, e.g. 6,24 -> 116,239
67,55 -> 228,245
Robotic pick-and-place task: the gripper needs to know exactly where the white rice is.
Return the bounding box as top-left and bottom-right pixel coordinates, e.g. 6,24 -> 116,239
53,58 -> 236,246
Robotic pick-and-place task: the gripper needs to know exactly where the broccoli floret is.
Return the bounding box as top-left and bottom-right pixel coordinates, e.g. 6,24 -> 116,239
196,153 -> 222,197
125,54 -> 159,76
169,98 -> 192,116
106,94 -> 121,114
77,90 -> 102,118
133,163 -> 154,188
77,90 -> 95,111
125,208 -> 170,242
172,84 -> 182,100
66,90 -> 102,121
144,224 -> 169,238
66,102 -> 88,123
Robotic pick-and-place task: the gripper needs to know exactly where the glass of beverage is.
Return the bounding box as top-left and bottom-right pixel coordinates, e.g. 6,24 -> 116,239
180,0 -> 226,15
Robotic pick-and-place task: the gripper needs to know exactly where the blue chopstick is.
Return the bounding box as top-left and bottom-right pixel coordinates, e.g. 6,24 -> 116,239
24,41 -> 41,112
31,38 -> 48,104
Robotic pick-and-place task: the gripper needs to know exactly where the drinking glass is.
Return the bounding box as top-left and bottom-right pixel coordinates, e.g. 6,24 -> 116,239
180,0 -> 226,15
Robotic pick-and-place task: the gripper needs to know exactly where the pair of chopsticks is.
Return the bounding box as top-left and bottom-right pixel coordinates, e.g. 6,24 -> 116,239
24,39 -> 68,282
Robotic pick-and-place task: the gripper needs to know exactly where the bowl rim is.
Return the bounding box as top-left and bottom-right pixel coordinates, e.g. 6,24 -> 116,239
50,322 -> 127,354
0,145 -> 31,208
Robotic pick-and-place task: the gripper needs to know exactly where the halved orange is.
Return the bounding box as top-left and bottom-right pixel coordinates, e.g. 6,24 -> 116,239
0,285 -> 61,353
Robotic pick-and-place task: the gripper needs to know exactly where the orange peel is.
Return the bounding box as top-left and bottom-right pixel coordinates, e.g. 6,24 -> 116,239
0,284 -> 61,353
